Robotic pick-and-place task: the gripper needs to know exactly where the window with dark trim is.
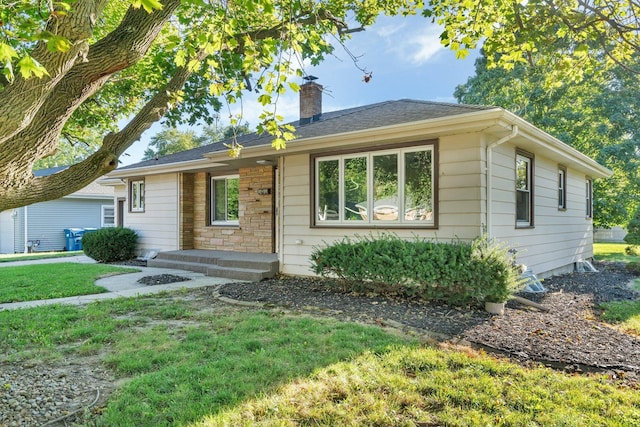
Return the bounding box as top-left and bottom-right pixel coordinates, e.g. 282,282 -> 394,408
313,143 -> 436,227
515,151 -> 534,227
586,178 -> 593,219
129,179 -> 145,212
558,166 -> 567,210
211,175 -> 239,224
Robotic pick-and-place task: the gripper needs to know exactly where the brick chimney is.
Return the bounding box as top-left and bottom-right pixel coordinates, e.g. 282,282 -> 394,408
299,76 -> 322,124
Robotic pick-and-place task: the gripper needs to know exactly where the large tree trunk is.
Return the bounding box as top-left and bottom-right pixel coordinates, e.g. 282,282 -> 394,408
0,0 -> 109,145
0,0 -> 347,211
0,0 -> 182,210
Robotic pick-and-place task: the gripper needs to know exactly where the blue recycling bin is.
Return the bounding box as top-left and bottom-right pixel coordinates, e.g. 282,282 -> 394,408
64,228 -> 84,251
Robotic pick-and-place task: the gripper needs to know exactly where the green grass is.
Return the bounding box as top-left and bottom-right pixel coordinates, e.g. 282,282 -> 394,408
592,243 -> 640,334
1,294 -> 639,426
593,242 -> 640,263
203,346 -> 640,426
0,263 -> 137,303
0,250 -> 84,262
601,299 -> 640,335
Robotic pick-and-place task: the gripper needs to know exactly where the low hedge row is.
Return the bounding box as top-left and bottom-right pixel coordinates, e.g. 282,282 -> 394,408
309,233 -> 523,306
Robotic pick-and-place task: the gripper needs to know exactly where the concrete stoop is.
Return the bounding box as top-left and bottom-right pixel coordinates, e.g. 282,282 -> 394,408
147,250 -> 279,282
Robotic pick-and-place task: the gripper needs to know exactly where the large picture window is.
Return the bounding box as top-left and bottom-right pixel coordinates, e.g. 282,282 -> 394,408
516,151 -> 533,227
315,145 -> 435,226
130,179 -> 145,212
211,175 -> 239,224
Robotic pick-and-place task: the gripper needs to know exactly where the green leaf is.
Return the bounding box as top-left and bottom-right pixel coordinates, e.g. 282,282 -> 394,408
47,35 -> 71,53
17,56 -> 49,79
131,0 -> 163,13
257,94 -> 272,105
271,137 -> 286,150
0,43 -> 17,62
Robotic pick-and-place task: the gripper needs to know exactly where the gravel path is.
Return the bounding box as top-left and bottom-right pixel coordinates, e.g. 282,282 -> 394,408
2,262 -> 638,425
0,362 -> 114,427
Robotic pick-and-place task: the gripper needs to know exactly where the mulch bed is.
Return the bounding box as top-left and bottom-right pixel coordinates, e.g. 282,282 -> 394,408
218,262 -> 640,379
137,274 -> 191,286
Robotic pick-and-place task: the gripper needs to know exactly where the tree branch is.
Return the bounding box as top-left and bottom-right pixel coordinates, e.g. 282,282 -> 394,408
0,1 -> 352,209
0,0 -> 181,203
0,0 -> 109,145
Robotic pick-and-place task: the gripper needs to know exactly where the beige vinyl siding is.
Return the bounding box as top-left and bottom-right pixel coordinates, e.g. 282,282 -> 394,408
125,173 -> 179,254
490,143 -> 593,277
280,134 -> 486,276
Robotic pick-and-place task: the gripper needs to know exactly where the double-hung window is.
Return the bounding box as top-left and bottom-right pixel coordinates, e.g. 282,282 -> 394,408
211,175 -> 239,224
130,179 -> 145,212
516,151 -> 534,227
314,144 -> 435,226
102,205 -> 115,227
558,166 -> 567,210
586,178 -> 593,219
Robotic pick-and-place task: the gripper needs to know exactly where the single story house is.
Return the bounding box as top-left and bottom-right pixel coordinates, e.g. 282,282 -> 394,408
0,166 -> 115,253
104,80 -> 611,279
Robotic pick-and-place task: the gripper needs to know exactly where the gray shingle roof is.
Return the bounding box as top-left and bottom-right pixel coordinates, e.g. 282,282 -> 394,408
117,99 -> 494,171
34,165 -> 68,176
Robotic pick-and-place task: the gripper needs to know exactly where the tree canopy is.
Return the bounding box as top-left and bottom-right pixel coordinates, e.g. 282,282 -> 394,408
0,0 -> 420,210
3,0 -> 640,210
424,0 -> 640,82
455,52 -> 640,228
142,122 -> 250,160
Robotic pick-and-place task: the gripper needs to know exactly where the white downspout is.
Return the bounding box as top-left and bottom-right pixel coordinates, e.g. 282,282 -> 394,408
486,125 -> 519,239
23,205 -> 28,253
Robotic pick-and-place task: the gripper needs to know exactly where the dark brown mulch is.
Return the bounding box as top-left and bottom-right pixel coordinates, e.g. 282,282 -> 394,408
137,274 -> 190,286
464,262 -> 640,374
218,262 -> 640,377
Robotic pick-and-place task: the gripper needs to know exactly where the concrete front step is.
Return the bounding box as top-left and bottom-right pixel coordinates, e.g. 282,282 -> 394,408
147,250 -> 278,281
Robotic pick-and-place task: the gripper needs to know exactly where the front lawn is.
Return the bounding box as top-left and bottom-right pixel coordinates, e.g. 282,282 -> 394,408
593,242 -> 640,263
0,263 -> 138,303
0,295 -> 638,426
592,243 -> 640,334
0,250 -> 84,263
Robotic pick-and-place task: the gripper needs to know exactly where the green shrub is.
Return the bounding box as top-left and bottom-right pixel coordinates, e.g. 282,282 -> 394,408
624,206 -> 640,253
309,233 -> 523,306
82,227 -> 138,263
625,246 -> 639,256
626,262 -> 640,275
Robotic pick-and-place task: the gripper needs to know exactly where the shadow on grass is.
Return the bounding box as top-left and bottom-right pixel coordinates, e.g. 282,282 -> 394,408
600,299 -> 640,326
94,310 -> 417,426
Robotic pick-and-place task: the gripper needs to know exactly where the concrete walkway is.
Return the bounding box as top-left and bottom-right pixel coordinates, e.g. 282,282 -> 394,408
0,255 -> 241,311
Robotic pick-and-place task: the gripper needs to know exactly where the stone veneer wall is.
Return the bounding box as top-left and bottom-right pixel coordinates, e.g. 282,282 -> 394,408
193,166 -> 274,253
179,173 -> 195,249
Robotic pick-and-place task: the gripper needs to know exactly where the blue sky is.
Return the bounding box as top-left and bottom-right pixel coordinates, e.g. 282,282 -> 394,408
121,14 -> 479,165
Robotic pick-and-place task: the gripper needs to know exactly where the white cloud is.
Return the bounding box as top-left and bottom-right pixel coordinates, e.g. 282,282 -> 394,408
407,30 -> 445,64
376,22 -> 406,39
373,15 -> 445,66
